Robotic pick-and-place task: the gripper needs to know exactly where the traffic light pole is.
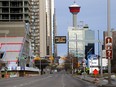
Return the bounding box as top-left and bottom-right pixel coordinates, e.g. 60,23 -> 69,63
100,42 -> 103,77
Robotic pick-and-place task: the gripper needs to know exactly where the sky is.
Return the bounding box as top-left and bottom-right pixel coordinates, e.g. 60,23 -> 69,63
54,0 -> 116,56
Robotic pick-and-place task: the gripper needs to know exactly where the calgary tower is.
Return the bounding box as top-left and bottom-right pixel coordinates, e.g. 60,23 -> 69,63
69,1 -> 81,28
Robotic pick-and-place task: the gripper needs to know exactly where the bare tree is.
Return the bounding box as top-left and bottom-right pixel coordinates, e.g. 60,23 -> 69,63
64,53 -> 78,73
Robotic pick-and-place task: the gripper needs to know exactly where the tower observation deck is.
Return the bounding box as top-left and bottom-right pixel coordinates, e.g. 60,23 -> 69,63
69,2 -> 81,28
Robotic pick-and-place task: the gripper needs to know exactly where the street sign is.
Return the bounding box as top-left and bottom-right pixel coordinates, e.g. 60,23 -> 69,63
106,50 -> 112,59
106,45 -> 112,50
105,36 -> 112,44
55,36 -> 66,44
93,69 -> 99,75
105,36 -> 113,59
93,69 -> 99,81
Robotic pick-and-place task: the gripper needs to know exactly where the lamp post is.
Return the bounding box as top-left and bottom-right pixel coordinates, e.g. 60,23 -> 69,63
97,30 -> 103,77
71,56 -> 73,74
40,57 -> 41,75
102,1 -> 116,87
100,41 -> 103,77
83,57 -> 86,78
107,0 -> 112,85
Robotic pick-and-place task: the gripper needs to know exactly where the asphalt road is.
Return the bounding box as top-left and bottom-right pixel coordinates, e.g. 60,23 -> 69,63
0,71 -> 97,87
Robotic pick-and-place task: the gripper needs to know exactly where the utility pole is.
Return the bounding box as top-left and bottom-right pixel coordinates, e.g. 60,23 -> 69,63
100,42 -> 103,77
98,30 -> 103,77
107,0 -> 112,85
102,1 -> 115,86
53,9 -> 57,62
71,57 -> 74,74
98,30 -> 100,74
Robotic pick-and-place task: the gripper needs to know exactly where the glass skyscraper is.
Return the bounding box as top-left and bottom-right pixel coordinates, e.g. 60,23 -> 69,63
68,25 -> 95,61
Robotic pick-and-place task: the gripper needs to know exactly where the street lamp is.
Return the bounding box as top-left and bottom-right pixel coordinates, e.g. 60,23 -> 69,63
71,56 -> 73,74
107,0 -> 112,85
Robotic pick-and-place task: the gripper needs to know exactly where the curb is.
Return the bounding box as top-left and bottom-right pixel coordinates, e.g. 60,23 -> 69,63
82,78 -> 93,83
75,75 -> 116,87
76,76 -> 102,86
97,84 -> 116,87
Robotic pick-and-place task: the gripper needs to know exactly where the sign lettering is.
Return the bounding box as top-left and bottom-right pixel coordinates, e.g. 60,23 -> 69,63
55,36 -> 66,44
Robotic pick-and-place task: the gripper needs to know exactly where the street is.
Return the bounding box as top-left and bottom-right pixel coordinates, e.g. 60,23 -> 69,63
0,71 -> 97,87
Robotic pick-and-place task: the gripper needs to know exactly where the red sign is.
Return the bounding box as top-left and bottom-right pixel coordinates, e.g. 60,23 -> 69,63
93,69 -> 99,75
105,36 -> 113,59
106,50 -> 112,59
105,37 -> 112,44
106,45 -> 112,50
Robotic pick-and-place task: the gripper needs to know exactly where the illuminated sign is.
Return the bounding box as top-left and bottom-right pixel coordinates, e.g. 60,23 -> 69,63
55,36 -> 66,44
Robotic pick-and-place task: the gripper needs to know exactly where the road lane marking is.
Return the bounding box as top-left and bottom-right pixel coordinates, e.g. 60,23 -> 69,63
62,74 -> 65,87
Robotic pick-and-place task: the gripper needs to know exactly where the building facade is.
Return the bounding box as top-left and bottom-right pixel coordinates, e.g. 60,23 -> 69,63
46,0 -> 54,56
68,25 -> 95,61
0,0 -> 54,55
30,0 -> 54,57
0,0 -> 30,22
0,0 -> 30,62
0,0 -> 54,68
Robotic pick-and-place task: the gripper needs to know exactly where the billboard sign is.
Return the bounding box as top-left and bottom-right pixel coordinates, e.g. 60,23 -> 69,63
55,36 -> 66,44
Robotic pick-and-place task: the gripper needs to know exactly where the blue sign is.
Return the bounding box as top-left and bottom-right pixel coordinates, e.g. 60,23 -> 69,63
87,54 -> 98,67
87,54 -> 98,60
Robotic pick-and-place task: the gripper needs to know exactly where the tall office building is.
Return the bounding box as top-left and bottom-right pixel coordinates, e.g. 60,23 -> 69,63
0,0 -> 30,60
30,0 -> 54,57
46,0 -> 54,56
30,0 -> 41,57
0,0 -> 31,72
68,25 -> 95,61
0,0 -> 54,66
85,28 -> 95,59
0,0 -> 30,22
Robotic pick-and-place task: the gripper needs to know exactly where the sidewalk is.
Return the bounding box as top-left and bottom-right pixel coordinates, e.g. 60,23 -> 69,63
76,75 -> 116,87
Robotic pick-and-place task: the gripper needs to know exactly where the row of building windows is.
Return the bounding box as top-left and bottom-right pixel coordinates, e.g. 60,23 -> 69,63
0,8 -> 29,13
0,1 -> 28,7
